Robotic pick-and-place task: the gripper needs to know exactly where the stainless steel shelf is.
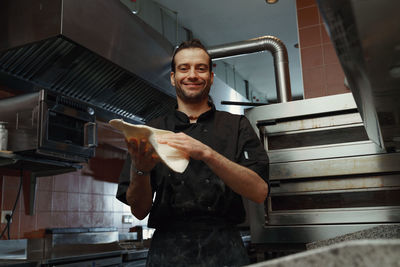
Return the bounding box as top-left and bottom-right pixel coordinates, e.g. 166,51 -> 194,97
0,151 -> 82,215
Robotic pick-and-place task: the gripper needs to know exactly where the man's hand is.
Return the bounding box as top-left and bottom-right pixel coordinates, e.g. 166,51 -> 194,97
157,132 -> 209,161
125,137 -> 156,220
158,132 -> 268,203
126,138 -> 159,172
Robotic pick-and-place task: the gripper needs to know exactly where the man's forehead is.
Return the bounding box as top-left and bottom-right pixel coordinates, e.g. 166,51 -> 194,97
174,48 -> 210,64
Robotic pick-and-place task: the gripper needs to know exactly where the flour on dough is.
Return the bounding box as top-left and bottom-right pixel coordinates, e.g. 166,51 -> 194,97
109,119 -> 189,173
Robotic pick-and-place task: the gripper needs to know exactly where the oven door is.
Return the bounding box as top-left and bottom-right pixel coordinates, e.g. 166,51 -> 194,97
38,98 -> 97,162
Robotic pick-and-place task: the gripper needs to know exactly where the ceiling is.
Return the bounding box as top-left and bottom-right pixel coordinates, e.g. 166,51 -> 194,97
153,0 -> 304,102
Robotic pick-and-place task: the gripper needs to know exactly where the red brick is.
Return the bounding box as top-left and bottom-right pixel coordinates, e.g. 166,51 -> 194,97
296,0 -> 317,9
37,176 -> 53,191
303,66 -> 326,98
79,176 -> 93,193
67,192 -> 80,211
52,192 -> 68,211
301,45 -> 323,69
299,25 -> 321,48
51,212 -> 67,228
36,211 -> 52,230
323,43 -> 340,65
298,6 -> 320,29
36,191 -> 52,212
324,64 -> 345,86
79,193 -> 92,212
53,173 -> 71,192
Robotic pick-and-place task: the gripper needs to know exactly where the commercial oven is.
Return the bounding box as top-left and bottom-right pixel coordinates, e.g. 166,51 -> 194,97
0,89 -> 97,162
244,93 -> 400,248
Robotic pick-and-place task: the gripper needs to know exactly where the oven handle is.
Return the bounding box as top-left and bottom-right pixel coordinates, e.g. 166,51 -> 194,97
84,122 -> 98,148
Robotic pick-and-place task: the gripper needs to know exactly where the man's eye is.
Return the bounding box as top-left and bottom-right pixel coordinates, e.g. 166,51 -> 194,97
178,67 -> 188,71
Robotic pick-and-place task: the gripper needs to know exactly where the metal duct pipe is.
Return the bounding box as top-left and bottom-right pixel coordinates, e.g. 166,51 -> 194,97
207,36 -> 292,103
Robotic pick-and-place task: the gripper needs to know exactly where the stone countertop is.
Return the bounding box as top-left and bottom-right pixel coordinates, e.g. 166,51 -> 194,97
247,224 -> 400,267
306,224 -> 400,250
246,239 -> 400,267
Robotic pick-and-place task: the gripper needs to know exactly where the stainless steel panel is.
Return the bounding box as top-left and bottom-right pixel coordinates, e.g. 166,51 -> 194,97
0,0 -> 62,50
0,91 -> 41,151
317,0 -> 400,151
0,0 -> 176,123
0,239 -> 27,260
263,113 -> 363,135
268,140 -> 383,164
268,207 -> 400,225
61,0 -> 173,96
48,231 -> 119,246
270,153 -> 400,180
245,93 -> 358,136
251,223 -> 396,244
267,124 -> 368,150
273,174 -> 400,194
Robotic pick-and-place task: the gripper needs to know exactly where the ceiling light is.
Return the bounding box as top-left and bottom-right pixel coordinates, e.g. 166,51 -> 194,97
266,0 -> 278,4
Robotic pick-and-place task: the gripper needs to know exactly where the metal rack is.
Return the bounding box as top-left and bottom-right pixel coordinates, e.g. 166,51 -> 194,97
0,151 -> 81,215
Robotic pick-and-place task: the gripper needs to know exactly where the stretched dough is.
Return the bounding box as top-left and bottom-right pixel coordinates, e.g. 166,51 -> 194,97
109,119 -> 189,173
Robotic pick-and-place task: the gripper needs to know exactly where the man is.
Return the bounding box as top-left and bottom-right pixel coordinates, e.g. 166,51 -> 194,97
117,39 -> 269,266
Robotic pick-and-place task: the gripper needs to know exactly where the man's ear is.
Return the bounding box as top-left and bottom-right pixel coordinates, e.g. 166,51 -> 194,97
210,71 -> 214,85
170,72 -> 175,86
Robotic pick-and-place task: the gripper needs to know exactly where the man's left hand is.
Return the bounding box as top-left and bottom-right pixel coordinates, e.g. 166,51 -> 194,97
157,132 -> 210,161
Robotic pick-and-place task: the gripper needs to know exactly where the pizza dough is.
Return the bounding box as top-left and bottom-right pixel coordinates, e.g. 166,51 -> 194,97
109,119 -> 189,173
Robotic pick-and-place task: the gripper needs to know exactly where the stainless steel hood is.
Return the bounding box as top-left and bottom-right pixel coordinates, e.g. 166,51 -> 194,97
0,0 -> 176,124
316,0 -> 400,152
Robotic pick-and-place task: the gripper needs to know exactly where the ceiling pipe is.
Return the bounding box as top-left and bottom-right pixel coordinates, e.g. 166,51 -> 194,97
207,36 -> 292,103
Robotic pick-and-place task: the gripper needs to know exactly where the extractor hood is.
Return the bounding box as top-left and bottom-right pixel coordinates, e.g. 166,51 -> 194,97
317,0 -> 400,152
0,0 -> 176,124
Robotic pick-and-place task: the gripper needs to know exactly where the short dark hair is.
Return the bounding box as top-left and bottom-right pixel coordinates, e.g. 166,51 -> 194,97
171,39 -> 212,73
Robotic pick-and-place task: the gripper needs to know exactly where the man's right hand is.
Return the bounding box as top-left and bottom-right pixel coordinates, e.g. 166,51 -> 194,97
126,138 -> 159,173
125,137 -> 156,220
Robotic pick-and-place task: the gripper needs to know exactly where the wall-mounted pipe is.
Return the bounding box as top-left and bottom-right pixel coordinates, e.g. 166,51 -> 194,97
207,36 -> 292,103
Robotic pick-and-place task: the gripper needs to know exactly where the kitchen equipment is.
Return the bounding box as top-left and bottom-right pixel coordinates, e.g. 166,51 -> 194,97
0,228 -> 148,266
0,121 -> 7,150
0,89 -> 97,162
317,0 -> 400,152
0,239 -> 27,260
0,0 -> 175,124
244,93 -> 400,253
42,228 -> 147,266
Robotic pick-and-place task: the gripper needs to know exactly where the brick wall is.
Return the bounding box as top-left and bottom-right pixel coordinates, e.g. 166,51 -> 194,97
297,0 -> 350,98
0,171 -> 137,239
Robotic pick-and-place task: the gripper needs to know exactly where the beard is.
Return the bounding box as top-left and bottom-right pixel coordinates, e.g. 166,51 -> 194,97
175,81 -> 211,104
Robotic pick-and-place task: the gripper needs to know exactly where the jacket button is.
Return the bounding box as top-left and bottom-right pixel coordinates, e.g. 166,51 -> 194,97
205,179 -> 210,184
207,206 -> 212,211
181,180 -> 185,185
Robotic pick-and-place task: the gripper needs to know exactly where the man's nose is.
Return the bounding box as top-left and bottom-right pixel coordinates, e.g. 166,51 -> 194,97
187,68 -> 198,79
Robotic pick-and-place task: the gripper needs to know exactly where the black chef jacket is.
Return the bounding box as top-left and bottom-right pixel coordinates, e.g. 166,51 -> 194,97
117,103 -> 269,229
116,104 -> 269,266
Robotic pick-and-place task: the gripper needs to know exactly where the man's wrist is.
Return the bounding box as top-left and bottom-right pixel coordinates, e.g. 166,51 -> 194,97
131,163 -> 151,177
202,146 -> 215,164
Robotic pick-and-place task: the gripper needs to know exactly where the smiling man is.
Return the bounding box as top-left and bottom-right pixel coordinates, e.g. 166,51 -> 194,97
172,46 -> 213,105
117,39 -> 269,267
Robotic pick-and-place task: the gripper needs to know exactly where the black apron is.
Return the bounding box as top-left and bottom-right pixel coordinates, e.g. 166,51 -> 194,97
146,226 -> 250,267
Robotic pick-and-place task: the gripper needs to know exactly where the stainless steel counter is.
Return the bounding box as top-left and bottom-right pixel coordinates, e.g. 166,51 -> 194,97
0,228 -> 148,266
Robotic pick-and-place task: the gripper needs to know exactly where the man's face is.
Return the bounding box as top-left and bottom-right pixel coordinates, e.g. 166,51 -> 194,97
170,48 -> 214,104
